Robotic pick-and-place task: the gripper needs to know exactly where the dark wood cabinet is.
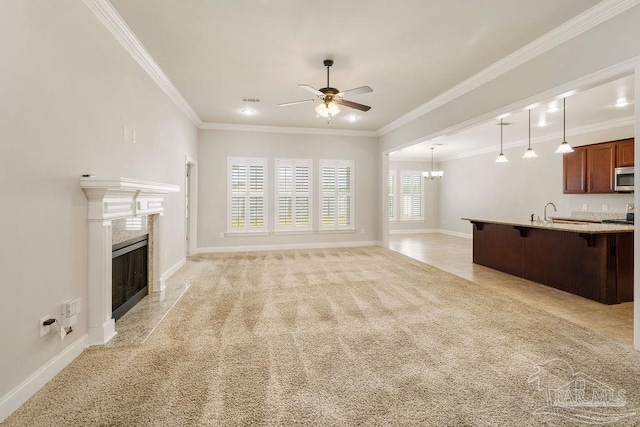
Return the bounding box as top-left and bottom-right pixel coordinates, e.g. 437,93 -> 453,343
616,139 -> 634,167
563,148 -> 586,193
587,143 -> 615,193
563,139 -> 633,194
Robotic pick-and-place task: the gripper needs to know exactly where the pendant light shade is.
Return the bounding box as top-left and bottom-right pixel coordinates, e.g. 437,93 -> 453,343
495,119 -> 508,163
554,98 -> 574,154
522,109 -> 538,159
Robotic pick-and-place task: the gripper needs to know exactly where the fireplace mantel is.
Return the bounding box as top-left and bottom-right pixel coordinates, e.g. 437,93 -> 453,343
80,177 -> 179,220
81,177 -> 179,345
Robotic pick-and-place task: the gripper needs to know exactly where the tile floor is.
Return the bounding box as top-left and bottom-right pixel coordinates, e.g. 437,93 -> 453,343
389,232 -> 634,345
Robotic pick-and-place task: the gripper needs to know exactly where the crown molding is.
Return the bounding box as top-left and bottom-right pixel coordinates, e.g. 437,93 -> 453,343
377,0 -> 640,136
81,0 -> 202,127
199,122 -> 378,137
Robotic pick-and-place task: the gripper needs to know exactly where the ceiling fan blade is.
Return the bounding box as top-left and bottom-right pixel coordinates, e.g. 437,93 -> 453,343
298,84 -> 325,97
337,86 -> 373,97
279,99 -> 315,107
337,99 -> 371,112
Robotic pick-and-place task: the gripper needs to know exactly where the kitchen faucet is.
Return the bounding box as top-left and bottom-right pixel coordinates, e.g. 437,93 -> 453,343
544,202 -> 557,223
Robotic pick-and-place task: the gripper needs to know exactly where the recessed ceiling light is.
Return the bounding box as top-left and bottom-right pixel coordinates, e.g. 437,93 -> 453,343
240,108 -> 256,116
346,114 -> 359,122
547,101 -> 561,113
615,97 -> 632,107
538,120 -> 548,127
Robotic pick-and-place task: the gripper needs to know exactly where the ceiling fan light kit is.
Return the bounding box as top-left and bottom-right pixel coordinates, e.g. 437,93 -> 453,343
280,59 -> 372,123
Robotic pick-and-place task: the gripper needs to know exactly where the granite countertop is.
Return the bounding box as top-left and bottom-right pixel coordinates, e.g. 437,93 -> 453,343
462,217 -> 634,234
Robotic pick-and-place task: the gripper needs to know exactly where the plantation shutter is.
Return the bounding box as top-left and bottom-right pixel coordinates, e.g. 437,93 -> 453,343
401,171 -> 423,220
320,160 -> 354,230
275,159 -> 312,231
294,164 -> 311,228
228,158 -> 267,232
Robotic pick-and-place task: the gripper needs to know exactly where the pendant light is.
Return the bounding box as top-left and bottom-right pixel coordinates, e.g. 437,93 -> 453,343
522,109 -> 538,159
495,119 -> 508,163
423,147 -> 443,179
555,97 -> 574,154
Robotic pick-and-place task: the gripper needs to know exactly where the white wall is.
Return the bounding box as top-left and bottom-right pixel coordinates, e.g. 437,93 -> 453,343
0,0 -> 197,414
198,130 -> 380,250
388,161 -> 440,232
439,126 -> 634,235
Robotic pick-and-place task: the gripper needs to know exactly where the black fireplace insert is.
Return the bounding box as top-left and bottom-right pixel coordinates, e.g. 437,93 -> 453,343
112,235 -> 148,321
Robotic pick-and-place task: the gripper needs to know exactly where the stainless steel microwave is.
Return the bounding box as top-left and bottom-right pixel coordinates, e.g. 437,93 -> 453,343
615,166 -> 634,192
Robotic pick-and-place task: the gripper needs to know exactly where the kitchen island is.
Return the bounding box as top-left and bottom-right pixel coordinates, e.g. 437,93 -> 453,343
462,218 -> 634,304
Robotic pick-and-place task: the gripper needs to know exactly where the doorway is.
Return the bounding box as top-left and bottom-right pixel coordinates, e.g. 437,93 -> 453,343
185,157 -> 198,255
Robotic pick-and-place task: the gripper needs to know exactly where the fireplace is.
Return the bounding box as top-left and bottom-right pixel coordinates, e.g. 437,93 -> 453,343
81,177 -> 179,345
112,234 -> 148,321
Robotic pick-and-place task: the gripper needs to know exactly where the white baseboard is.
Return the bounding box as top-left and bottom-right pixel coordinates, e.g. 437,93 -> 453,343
438,229 -> 472,239
389,229 -> 472,239
198,240 -> 383,253
0,334 -> 89,423
389,228 -> 439,235
163,257 -> 186,280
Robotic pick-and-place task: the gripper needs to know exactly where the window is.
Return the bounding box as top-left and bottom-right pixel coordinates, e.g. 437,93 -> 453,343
388,170 -> 396,221
319,160 -> 354,230
275,159 -> 312,231
401,171 -> 423,220
228,158 -> 267,232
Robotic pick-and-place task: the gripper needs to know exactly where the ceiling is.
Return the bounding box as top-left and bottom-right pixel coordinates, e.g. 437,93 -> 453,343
390,75 -> 635,162
109,0 -> 601,132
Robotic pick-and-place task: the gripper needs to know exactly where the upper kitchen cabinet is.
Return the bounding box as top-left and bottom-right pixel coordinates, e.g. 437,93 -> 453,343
587,143 -> 616,193
563,148 -> 587,194
563,140 -> 628,194
616,138 -> 634,167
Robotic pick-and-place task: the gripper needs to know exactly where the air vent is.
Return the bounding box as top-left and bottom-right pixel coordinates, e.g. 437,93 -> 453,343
243,98 -> 261,103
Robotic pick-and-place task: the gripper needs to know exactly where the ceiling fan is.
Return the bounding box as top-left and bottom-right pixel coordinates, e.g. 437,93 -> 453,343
279,59 -> 372,122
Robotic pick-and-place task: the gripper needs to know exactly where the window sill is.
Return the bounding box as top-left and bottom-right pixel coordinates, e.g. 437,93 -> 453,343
317,228 -> 357,234
273,230 -> 314,236
224,231 -> 270,237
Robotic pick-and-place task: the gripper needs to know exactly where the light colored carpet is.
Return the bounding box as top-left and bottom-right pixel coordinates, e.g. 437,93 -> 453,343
4,247 -> 640,426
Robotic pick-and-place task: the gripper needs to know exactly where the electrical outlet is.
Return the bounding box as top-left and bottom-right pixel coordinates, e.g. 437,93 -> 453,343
39,315 -> 51,337
627,203 -> 634,213
219,232 -> 225,239
602,204 -> 608,212
582,204 -> 588,211
360,228 -> 365,234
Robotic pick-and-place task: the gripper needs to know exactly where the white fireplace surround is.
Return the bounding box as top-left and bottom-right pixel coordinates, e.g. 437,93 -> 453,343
80,177 -> 179,345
